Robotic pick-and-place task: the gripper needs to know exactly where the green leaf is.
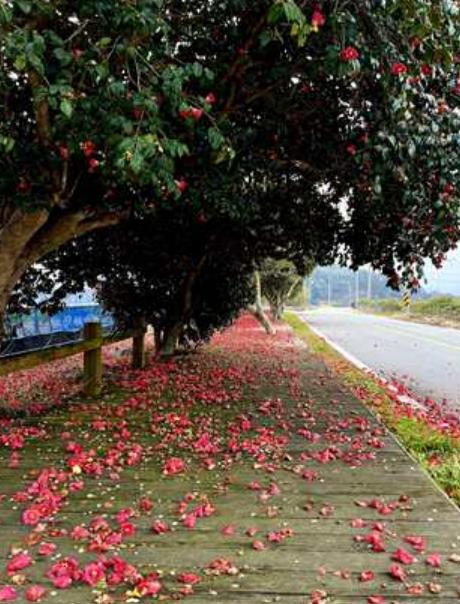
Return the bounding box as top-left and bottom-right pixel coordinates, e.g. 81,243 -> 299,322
15,0 -> 32,14
0,5 -> 12,23
208,127 -> 225,150
13,54 -> 26,71
191,62 -> 203,78
54,48 -> 73,67
268,3 -> 285,24
283,1 -> 304,24
97,37 -> 112,47
60,99 -> 73,118
130,152 -> 144,174
0,136 -> 15,153
259,31 -> 273,48
204,68 -> 215,81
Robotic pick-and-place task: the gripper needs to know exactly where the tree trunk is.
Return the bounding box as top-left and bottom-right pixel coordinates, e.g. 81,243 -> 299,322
154,329 -> 163,353
0,208 -> 121,340
286,276 -> 302,301
156,254 -> 208,358
270,301 -> 283,321
250,271 -> 275,334
158,322 -> 183,357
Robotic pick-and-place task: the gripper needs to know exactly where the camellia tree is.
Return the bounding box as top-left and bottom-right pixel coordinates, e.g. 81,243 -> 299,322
0,0 -> 229,328
1,0 -> 459,334
13,210 -> 257,355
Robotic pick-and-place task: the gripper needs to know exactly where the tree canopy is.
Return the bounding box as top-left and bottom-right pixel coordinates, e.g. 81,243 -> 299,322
1,0 -> 459,335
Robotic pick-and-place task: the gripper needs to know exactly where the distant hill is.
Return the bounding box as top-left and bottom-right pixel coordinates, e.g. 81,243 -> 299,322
309,266 -> 430,307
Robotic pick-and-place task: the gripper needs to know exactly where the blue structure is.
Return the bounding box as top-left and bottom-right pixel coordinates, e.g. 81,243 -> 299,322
5,305 -> 114,340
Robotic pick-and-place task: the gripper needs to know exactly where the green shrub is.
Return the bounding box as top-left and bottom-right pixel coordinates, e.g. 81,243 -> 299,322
410,296 -> 460,319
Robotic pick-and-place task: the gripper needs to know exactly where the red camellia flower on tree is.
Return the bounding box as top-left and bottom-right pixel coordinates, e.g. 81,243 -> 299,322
72,47 -> 83,61
88,158 -> 100,173
340,46 -> 359,61
58,144 -> 69,160
347,144 -> 357,156
190,107 -> 204,120
311,9 -> 325,31
179,107 -> 204,121
175,178 -> 189,194
16,178 -> 32,194
420,63 -> 432,76
204,92 -> 217,105
391,62 -> 408,75
81,140 -> 96,157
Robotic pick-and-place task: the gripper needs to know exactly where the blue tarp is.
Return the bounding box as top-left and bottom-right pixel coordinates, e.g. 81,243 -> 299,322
0,306 -> 114,357
7,305 -> 113,338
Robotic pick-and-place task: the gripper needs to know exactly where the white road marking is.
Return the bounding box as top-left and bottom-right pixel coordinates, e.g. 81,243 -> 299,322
297,311 -> 425,411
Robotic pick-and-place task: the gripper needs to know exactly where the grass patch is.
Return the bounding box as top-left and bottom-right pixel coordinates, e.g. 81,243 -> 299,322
428,456 -> 460,500
359,295 -> 460,327
394,417 -> 458,455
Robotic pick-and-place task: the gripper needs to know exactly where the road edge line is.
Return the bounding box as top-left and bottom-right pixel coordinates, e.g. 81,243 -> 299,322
297,312 -> 425,411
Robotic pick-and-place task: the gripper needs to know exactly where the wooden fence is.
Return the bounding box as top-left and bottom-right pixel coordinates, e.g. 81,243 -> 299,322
0,321 -> 147,397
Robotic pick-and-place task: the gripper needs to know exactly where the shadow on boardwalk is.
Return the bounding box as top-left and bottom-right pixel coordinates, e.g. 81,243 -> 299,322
0,315 -> 459,603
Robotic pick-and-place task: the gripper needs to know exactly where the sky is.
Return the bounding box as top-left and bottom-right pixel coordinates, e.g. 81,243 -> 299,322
424,248 -> 460,295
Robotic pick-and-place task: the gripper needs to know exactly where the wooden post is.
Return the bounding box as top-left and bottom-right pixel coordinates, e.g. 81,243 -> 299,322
132,318 -> 146,369
83,322 -> 102,397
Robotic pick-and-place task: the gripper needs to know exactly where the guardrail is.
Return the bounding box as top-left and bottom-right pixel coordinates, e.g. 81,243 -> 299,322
0,321 -> 147,397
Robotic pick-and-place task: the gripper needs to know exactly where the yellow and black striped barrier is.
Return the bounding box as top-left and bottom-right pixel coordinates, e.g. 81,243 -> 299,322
401,291 -> 411,309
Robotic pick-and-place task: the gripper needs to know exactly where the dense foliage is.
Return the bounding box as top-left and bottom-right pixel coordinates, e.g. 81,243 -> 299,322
14,211 -> 257,353
2,0 -> 459,337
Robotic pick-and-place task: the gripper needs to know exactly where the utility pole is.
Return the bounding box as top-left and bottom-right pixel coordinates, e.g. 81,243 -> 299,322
355,271 -> 360,306
327,274 -> 332,305
367,270 -> 372,300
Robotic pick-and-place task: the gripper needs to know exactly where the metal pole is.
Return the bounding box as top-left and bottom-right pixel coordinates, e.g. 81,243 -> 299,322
367,270 -> 372,299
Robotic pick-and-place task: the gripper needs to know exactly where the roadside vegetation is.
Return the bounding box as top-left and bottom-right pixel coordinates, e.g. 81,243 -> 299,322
359,296 -> 460,328
286,312 -> 460,505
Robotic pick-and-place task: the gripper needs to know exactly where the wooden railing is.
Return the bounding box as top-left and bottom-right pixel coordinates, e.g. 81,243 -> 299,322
0,321 -> 147,397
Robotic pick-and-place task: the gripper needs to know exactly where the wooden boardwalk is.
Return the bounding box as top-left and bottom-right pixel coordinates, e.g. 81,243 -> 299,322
0,320 -> 459,603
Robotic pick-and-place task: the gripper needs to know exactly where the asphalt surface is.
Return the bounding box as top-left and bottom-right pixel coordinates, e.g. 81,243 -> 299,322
299,308 -> 460,406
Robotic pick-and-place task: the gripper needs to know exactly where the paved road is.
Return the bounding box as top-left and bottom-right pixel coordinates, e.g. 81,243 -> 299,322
299,308 -> 460,405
